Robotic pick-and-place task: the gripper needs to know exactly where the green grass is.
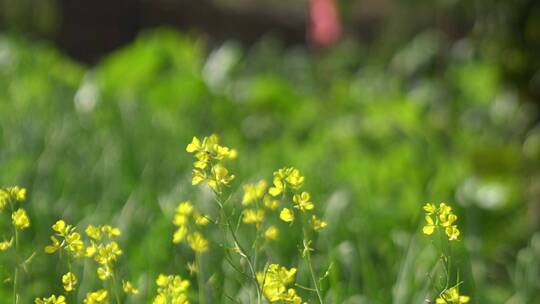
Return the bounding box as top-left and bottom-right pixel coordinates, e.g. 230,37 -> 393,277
0,28 -> 538,303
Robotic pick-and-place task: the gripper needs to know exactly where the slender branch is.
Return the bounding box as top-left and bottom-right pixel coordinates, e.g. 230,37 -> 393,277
300,214 -> 324,304
13,228 -> 19,304
196,253 -> 207,304
213,188 -> 262,304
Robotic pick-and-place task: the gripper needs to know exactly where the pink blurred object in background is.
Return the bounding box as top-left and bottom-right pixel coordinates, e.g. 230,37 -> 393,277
309,0 -> 342,47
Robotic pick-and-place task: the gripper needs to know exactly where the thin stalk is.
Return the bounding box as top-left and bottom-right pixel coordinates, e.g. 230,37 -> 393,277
196,253 -> 206,304
110,269 -> 121,304
67,255 -> 76,304
13,227 -> 19,304
303,228 -> 324,304
214,190 -> 262,304
300,213 -> 323,304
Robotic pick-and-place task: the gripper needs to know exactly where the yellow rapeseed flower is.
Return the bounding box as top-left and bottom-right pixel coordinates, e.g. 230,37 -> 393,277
435,287 -> 470,303
207,164 -> 235,191
263,195 -> 280,210
97,265 -> 111,280
12,208 -> 30,230
85,225 -> 102,240
34,295 -> 66,304
62,272 -> 77,292
0,189 -> 8,210
187,232 -> 208,253
257,264 -> 302,303
193,211 -> 210,226
242,180 -> 267,205
268,167 -> 305,197
101,225 -> 121,238
279,208 -> 294,223
264,226 -> 279,241
0,238 -> 13,251
311,215 -> 327,231
6,186 -> 26,202
122,280 -> 139,294
153,274 -> 190,304
293,191 -> 314,212
422,202 -> 461,241
242,209 -> 265,225
176,201 -> 194,215
83,289 -> 108,304
173,225 -> 188,244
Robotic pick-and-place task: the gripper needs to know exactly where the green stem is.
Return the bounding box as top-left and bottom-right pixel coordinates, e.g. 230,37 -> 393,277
196,253 -> 206,304
303,229 -> 324,304
13,228 -> 19,304
215,191 -> 262,304
110,269 -> 121,304
300,213 -> 323,304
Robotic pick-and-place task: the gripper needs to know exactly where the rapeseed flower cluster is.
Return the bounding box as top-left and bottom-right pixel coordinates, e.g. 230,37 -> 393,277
172,201 -> 210,252
41,220 -> 138,302
267,167 -> 327,231
153,274 -> 191,304
34,295 -> 66,304
85,224 -> 123,281
186,134 -> 237,193
0,186 -> 29,237
44,220 -> 84,257
435,286 -> 470,303
241,180 -> 280,240
61,272 -> 77,292
422,203 -> 460,241
83,289 -> 108,304
257,264 -> 303,303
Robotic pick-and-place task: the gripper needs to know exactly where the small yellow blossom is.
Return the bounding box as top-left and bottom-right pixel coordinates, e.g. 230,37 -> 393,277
264,226 -> 279,241
7,186 -> 26,202
293,191 -> 314,212
173,214 -> 189,226
435,286 -> 470,303
187,232 -> 208,253
176,201 -> 194,215
268,167 -> 305,197
101,225 -> 121,238
263,195 -> 280,210
86,225 -> 102,240
311,215 -> 327,231
12,208 -> 30,230
0,238 -> 13,251
44,236 -> 61,254
279,208 -> 294,223
62,272 -> 77,292
186,137 -> 203,153
97,266 -> 111,280
153,274 -> 190,304
422,202 -> 461,241
122,280 -> 139,294
83,289 -> 108,304
445,226 -> 460,241
423,203 -> 437,214
173,226 -> 188,244
423,216 -> 436,235
34,295 -> 66,304
191,169 -> 206,185
242,180 -> 267,205
53,220 -> 70,235
207,164 -> 235,191
257,264 -> 302,303
193,212 -> 210,226
65,232 -> 84,255
242,209 -> 265,225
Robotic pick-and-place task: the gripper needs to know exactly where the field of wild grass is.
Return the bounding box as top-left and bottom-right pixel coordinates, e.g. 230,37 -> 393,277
0,29 -> 539,303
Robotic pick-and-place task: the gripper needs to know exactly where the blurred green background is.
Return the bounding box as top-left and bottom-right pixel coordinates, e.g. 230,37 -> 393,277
1,0 -> 540,303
